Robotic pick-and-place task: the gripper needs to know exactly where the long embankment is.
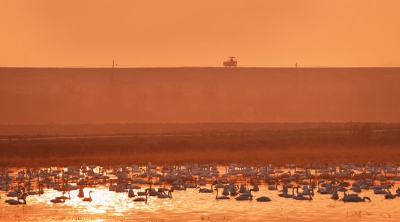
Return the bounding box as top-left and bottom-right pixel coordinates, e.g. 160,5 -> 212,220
2,67 -> 400,167
1,122 -> 400,167
1,67 -> 400,123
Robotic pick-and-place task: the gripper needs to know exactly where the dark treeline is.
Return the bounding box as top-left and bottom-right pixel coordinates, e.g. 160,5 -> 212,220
1,125 -> 400,167
1,122 -> 400,137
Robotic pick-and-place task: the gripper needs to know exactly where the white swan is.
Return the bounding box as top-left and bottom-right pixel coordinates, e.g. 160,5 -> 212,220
128,188 -> 135,198
82,191 -> 93,202
222,186 -> 230,196
373,188 -> 389,194
197,184 -> 214,193
331,188 -> 339,200
50,198 -> 65,204
230,185 -> 239,196
295,192 -> 313,200
6,187 -> 21,197
214,188 -> 230,199
133,189 -> 148,202
256,196 -> 272,202
56,191 -> 71,200
268,183 -> 279,190
158,189 -> 173,199
198,177 -> 206,186
78,186 -> 84,198
148,188 -> 161,196
385,189 -> 396,199
7,193 -> 28,205
295,188 -> 314,200
343,196 -> 371,202
238,184 -> 246,193
185,178 -> 197,188
235,189 -> 253,201
280,186 -> 298,198
28,183 -> 44,196
235,194 -> 253,201
252,183 -> 260,192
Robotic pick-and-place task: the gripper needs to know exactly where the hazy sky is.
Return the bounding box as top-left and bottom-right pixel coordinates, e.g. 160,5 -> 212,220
1,0 -> 400,67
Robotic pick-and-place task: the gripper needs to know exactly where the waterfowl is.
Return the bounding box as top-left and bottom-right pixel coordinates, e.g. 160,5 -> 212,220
197,184 -> 214,193
50,198 -> 65,204
256,196 -> 272,202
214,188 -> 230,199
235,195 -> 253,201
82,191 -> 93,202
268,183 -> 279,190
78,186 -> 84,198
7,193 -> 28,205
133,189 -> 148,202
158,189 -> 173,198
385,189 -> 396,199
331,188 -> 339,200
235,189 -> 253,201
128,188 -> 135,198
295,188 -> 314,200
342,196 -> 371,202
56,191 -> 71,200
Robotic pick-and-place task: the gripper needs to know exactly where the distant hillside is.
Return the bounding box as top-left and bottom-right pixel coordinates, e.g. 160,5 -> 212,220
1,67 -> 399,123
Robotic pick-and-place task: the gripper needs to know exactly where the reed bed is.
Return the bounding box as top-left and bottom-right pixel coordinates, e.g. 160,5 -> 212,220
1,125 -> 400,167
2,146 -> 398,168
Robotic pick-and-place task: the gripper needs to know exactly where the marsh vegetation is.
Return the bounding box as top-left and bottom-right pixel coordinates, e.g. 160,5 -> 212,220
1,122 -> 399,167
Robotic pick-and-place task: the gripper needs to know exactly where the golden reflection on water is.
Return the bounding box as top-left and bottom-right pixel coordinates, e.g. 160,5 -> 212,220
1,167 -> 400,221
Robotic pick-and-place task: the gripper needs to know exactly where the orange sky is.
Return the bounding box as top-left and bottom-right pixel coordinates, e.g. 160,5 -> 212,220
1,0 -> 400,67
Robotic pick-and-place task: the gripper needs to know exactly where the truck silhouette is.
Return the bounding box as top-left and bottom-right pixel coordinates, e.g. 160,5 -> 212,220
223,57 -> 237,67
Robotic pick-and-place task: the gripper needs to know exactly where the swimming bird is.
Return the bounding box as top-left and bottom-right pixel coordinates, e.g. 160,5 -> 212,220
128,188 -> 135,198
295,188 -> 314,200
78,185 -> 84,198
385,189 -> 396,199
214,188 -> 230,199
133,189 -> 149,202
238,184 -> 246,193
230,185 -> 239,196
197,184 -> 214,193
235,194 -> 253,201
331,188 -> 339,200
241,188 -> 253,197
7,193 -> 28,205
268,183 -> 279,190
185,178 -> 197,188
27,183 -> 44,196
50,198 -> 65,204
252,183 -> 260,192
281,186 -> 299,198
6,186 -> 22,197
56,191 -> 71,200
222,186 -> 230,196
82,191 -> 93,202
396,187 -> 400,197
374,188 -> 389,194
148,188 -> 161,196
277,184 -> 290,197
342,196 -> 371,202
256,196 -> 272,202
235,189 -> 254,201
158,189 -> 173,198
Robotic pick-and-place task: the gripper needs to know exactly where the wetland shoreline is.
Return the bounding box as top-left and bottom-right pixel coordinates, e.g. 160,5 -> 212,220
1,122 -> 400,167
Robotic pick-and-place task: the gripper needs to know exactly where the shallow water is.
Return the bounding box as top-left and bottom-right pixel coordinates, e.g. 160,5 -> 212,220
1,167 -> 400,221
